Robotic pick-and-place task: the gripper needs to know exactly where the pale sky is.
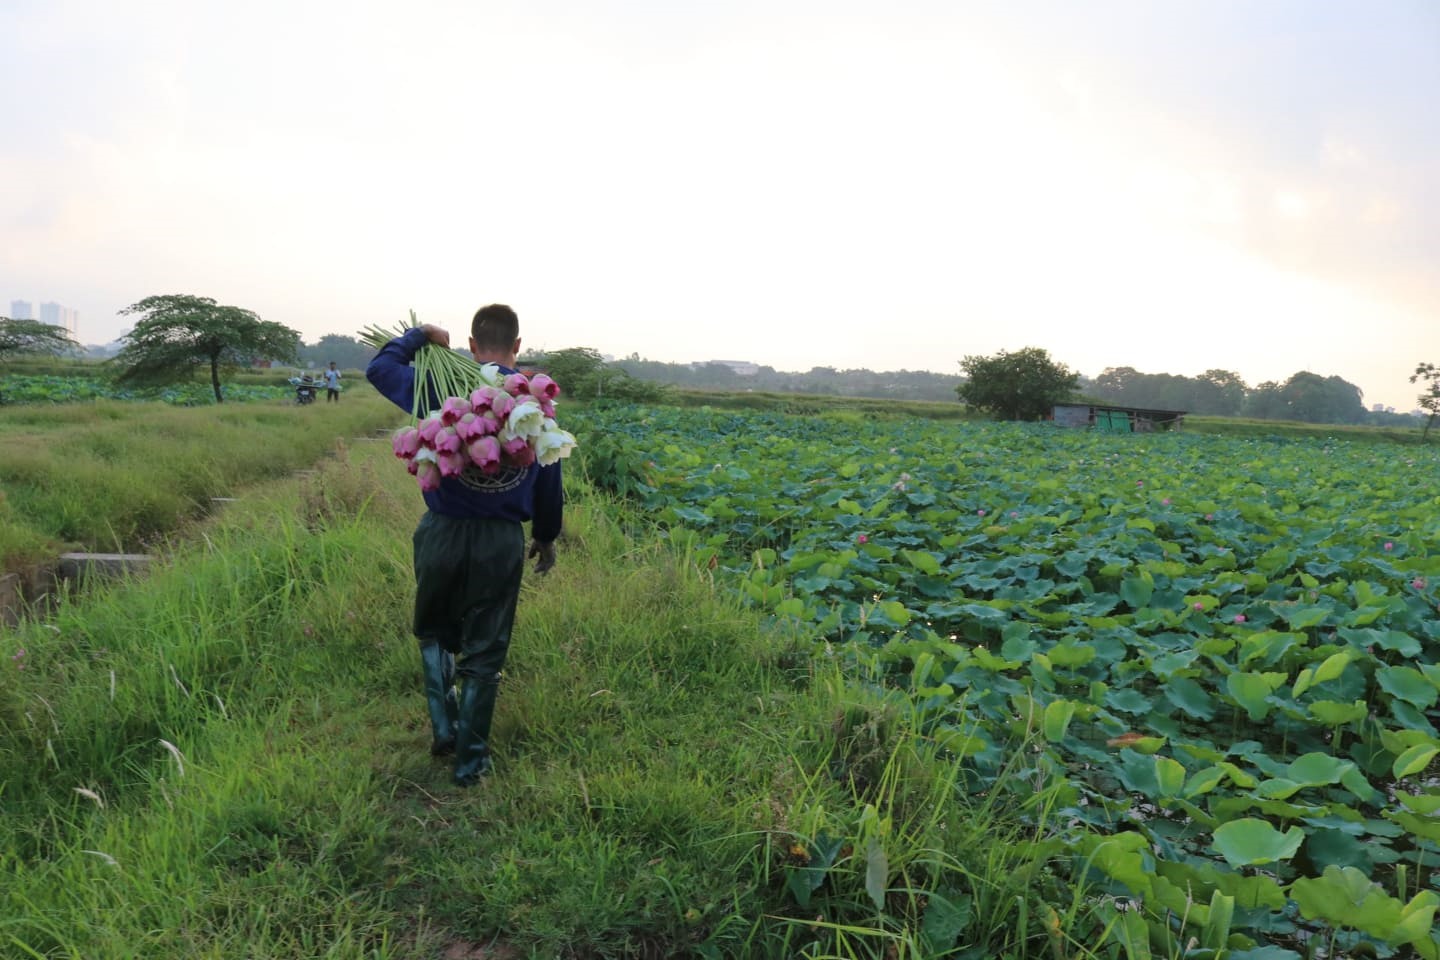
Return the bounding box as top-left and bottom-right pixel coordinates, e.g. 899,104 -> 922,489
2,1 -> 1436,409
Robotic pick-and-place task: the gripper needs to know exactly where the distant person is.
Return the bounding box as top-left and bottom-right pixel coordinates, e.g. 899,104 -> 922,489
324,361 -> 342,402
365,304 -> 563,786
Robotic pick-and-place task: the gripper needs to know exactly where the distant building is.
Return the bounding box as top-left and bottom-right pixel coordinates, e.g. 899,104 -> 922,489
39,301 -> 79,336
9,299 -> 33,320
1373,403 -> 1385,413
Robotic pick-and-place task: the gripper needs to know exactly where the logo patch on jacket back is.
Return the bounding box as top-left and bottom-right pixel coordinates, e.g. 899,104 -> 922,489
457,464 -> 527,494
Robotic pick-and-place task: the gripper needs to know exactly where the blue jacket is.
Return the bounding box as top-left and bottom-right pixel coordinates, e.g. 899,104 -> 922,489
366,327 -> 563,542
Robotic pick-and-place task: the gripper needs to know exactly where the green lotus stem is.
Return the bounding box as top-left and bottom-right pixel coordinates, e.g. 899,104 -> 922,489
357,311 -> 493,422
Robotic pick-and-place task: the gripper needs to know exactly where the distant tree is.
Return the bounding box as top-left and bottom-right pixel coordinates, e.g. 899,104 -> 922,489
300,333 -> 374,371
0,317 -> 79,360
1412,362 -> 1440,441
957,347 -> 1079,420
1244,381 -> 1288,420
525,346 -> 668,403
111,294 -> 300,403
1196,369 -> 1248,417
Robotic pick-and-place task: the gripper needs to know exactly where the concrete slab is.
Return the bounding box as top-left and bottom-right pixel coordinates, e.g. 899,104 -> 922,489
57,553 -> 153,584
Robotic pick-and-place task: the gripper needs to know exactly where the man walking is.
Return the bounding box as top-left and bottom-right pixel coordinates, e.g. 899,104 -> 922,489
366,304 -> 563,785
324,361 -> 342,402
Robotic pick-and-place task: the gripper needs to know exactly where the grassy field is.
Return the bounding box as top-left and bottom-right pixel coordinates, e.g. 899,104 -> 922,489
0,393 -> 401,577
1,439 -> 1077,959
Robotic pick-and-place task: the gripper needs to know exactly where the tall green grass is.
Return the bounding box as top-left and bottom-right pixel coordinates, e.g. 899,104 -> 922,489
0,394 -> 401,575
1,440 -> 1110,959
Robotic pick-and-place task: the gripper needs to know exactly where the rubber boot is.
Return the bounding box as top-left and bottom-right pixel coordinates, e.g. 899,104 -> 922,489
452,676 -> 499,786
419,642 -> 458,756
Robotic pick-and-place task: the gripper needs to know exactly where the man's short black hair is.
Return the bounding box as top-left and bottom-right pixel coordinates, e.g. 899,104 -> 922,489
471,304 -> 519,350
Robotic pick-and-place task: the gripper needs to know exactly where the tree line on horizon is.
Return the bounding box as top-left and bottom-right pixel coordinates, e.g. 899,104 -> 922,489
2,307 -> 1432,431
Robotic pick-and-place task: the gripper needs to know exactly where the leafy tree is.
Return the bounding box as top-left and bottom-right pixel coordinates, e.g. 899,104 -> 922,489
0,317 -> 79,360
1196,369 -> 1247,417
111,295 -> 300,403
1412,362 -> 1440,441
299,333 -> 374,371
522,346 -> 669,403
956,347 -> 1079,420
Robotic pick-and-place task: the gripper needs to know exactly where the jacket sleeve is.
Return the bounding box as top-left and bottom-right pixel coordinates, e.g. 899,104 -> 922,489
365,327 -> 429,413
531,461 -> 564,543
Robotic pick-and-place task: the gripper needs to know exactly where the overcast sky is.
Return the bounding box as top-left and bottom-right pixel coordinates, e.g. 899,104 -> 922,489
2,1 -> 1436,408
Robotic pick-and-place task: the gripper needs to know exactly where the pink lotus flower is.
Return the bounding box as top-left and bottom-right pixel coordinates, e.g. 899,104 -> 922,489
1136,480 -> 1144,487
1204,513 -> 1214,521
1161,498 -> 1171,506
539,398 -> 557,419
468,436 -> 502,473
528,373 -> 560,400
415,459 -> 441,491
1384,541 -> 1394,552
1193,601 -> 1204,611
454,412 -> 484,442
977,509 -> 986,517
1010,511 -> 1019,518
434,426 -> 462,454
857,534 -> 868,544
440,396 -> 472,425
503,373 -> 531,396
469,386 -> 495,411
392,426 -> 421,459
417,415 -> 445,446
502,435 -> 536,467
437,449 -> 467,478
1413,579 -> 1427,590
1233,614 -> 1247,624
488,391 -> 515,420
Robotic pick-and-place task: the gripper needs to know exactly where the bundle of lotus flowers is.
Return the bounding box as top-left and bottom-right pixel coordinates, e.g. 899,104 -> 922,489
359,314 -> 577,490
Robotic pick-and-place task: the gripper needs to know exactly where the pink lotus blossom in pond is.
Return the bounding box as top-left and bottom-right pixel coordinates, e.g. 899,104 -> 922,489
1234,614 -> 1247,623
1193,602 -> 1204,611
1136,480 -> 1144,486
1205,513 -> 1214,521
1010,511 -> 1019,518
1414,579 -> 1427,590
856,534 -> 868,544
1384,542 -> 1394,551
1161,498 -> 1171,506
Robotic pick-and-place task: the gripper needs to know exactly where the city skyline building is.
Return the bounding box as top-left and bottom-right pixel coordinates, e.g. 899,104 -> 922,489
38,300 -> 79,336
9,299 -> 33,320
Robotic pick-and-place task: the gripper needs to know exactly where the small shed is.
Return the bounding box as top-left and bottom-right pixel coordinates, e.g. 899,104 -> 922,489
1051,404 -> 1186,433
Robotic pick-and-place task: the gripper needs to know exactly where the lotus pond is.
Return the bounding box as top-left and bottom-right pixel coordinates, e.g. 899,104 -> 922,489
0,373 -> 291,405
571,405 -> 1440,957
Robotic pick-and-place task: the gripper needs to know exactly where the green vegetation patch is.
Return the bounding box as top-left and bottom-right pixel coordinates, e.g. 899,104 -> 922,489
569,404 -> 1440,957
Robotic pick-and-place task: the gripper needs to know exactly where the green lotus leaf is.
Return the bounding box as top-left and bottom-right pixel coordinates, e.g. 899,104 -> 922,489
1212,818 -> 1304,868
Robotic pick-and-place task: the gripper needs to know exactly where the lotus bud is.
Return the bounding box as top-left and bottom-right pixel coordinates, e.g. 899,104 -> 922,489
528,373 -> 560,401
440,396 -> 472,425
